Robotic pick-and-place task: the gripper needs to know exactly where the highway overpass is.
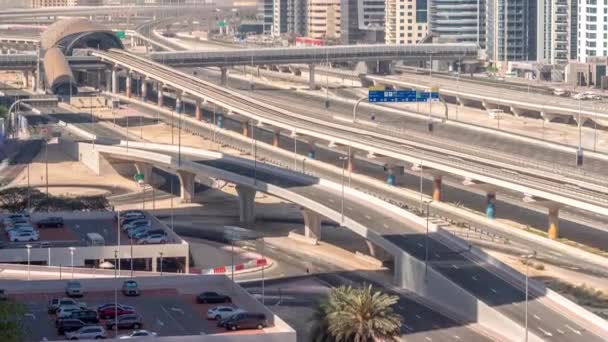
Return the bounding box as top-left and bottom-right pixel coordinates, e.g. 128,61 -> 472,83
0,5 -> 216,20
67,139 -> 607,342
91,49 -> 608,224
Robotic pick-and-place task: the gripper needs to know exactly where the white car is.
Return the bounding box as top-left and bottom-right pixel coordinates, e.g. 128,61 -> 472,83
207,306 -> 244,320
10,231 -> 39,242
8,226 -> 36,236
65,325 -> 107,340
118,330 -> 158,339
122,220 -> 151,231
56,305 -> 85,318
137,233 -> 167,245
3,214 -> 29,225
5,218 -> 29,228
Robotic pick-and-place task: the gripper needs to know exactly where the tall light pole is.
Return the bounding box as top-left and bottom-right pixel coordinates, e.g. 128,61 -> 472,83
45,138 -> 49,212
424,199 -> 433,279
26,244 -> 32,281
251,120 -> 257,185
521,251 -> 536,342
352,96 -> 367,123
69,246 -> 75,279
338,156 -> 348,224
114,250 -> 118,338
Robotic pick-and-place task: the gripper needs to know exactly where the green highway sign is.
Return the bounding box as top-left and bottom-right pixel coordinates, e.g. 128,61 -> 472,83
218,20 -> 227,27
116,31 -> 126,39
134,173 -> 144,182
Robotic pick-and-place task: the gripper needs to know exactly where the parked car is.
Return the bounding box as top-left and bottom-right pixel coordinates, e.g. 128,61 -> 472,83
196,292 -> 231,304
121,280 -> 140,296
207,306 -> 243,320
57,305 -> 88,319
122,219 -> 151,231
106,314 -> 143,330
131,230 -> 151,240
120,210 -> 145,220
6,225 -> 35,235
120,217 -> 146,228
64,325 -> 107,340
5,218 -> 29,228
10,230 -> 39,242
223,312 -> 268,331
37,216 -> 64,228
48,298 -> 86,313
98,305 -> 136,319
0,289 -> 6,301
118,330 -> 157,339
56,318 -> 87,335
65,281 -> 83,297
97,303 -> 134,313
66,310 -> 99,324
3,213 -> 29,225
127,226 -> 151,239
5,223 -> 33,233
137,233 -> 167,245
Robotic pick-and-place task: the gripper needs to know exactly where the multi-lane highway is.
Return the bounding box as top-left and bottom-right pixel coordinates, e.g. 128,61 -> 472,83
93,49 -> 608,218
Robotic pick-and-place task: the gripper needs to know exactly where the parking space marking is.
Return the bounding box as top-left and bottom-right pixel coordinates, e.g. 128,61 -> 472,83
160,305 -> 188,334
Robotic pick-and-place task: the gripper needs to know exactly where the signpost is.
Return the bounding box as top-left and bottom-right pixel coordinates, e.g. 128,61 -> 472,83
115,31 -> 126,40
368,89 -> 439,103
134,173 -> 144,184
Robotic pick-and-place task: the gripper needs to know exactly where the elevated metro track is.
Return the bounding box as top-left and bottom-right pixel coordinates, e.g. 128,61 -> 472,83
0,5 -> 213,20
92,49 -> 608,216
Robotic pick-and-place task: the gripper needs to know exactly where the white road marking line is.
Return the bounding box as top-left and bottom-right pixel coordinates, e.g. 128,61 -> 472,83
364,214 -> 372,220
415,314 -> 421,319
346,206 -> 353,211
565,325 -> 581,335
328,198 -> 334,203
403,324 -> 414,332
491,289 -> 497,294
434,253 -> 441,258
472,276 -> 478,281
417,243 -> 424,248
557,329 -> 565,334
383,223 -> 389,228
155,317 -> 164,326
425,337 -> 433,341
453,336 -> 460,340
538,327 -> 553,337
452,264 -> 459,269
170,307 -> 184,315
24,313 -> 36,320
533,314 -> 541,321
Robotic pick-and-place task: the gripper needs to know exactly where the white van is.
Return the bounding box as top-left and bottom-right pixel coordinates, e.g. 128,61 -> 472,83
85,233 -> 105,246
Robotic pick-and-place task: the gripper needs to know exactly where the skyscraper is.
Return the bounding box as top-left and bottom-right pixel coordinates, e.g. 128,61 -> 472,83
536,0 -> 576,64
341,0 -> 385,44
272,0 -> 288,37
428,0 -> 485,47
486,0 -> 537,62
385,0 -> 428,45
578,0 -> 607,62
258,0 -> 274,34
307,0 -> 341,40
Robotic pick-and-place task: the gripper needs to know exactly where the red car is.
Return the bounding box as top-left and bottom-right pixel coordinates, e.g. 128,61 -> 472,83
98,305 -> 135,319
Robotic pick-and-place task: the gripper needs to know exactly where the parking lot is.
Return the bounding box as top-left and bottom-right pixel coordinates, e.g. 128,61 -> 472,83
6,276 -> 277,340
0,212 -> 176,249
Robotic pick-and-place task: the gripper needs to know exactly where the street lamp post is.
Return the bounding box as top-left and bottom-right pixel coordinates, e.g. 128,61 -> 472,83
352,96 -> 367,123
521,251 -> 536,342
251,120 -> 257,184
114,250 -> 118,337
69,247 -> 75,279
26,244 -> 32,280
424,200 -> 433,279
130,238 -> 134,278
159,252 -> 163,276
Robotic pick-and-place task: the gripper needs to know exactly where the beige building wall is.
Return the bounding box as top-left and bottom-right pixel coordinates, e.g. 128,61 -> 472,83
307,0 -> 340,40
385,0 -> 427,45
31,0 -> 101,7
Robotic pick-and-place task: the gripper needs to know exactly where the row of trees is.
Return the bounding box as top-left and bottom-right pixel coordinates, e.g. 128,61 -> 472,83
0,187 -> 111,212
310,285 -> 402,342
0,300 -> 25,342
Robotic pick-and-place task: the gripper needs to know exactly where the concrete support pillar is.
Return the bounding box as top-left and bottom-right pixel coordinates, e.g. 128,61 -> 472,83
220,67 -> 227,85
302,208 -> 321,240
31,71 -> 37,92
486,192 -> 496,219
548,207 -> 560,240
141,77 -> 147,101
177,170 -> 195,203
111,68 -> 118,94
125,73 -> 132,98
105,70 -> 111,91
235,185 -> 256,224
23,70 -> 30,89
175,92 -> 182,113
366,241 -> 389,261
308,64 -> 316,90
347,152 -> 355,174
134,162 -> 153,185
195,99 -> 202,121
272,130 -> 280,147
242,121 -> 249,137
151,258 -> 157,272
432,175 -> 442,202
307,146 -> 315,159
158,85 -> 164,107
510,106 -> 524,117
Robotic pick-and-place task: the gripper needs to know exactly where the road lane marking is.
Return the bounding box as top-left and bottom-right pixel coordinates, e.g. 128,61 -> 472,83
533,314 -> 541,321
434,253 -> 441,259
383,223 -> 389,228
328,199 -> 334,203
24,313 -> 36,320
170,307 -> 184,315
364,214 -> 372,220
557,329 -> 565,334
417,243 -> 424,248
491,289 -> 497,294
415,314 -> 421,319
471,276 -> 478,281
538,327 -> 553,337
452,264 -> 459,269
453,336 -> 460,340
403,324 -> 414,332
565,325 -> 581,335
425,337 -> 433,341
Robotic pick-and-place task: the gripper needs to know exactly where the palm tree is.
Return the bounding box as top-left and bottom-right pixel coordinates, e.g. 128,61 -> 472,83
309,284 -> 402,342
